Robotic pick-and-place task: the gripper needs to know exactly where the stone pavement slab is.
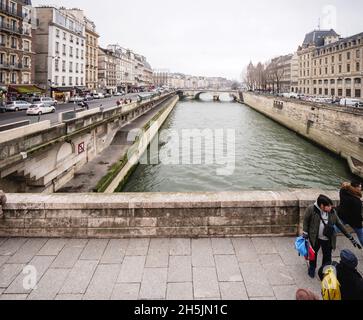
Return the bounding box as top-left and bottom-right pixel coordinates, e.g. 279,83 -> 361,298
101,239 -> 128,264
167,282 -> 193,300
83,264 -> 120,300
219,282 -> 248,300
139,268 -> 167,300
193,267 -> 220,299
37,239 -> 68,256
7,238 -> 47,264
192,239 -> 215,267
0,236 -> 326,300
169,239 -> 191,256
80,239 -> 108,260
111,283 -> 140,300
168,256 -> 192,283
27,268 -> 70,300
117,256 -> 146,283
5,256 -> 55,294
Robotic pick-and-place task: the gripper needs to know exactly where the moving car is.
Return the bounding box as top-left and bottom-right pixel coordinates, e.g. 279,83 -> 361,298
114,91 -> 124,96
4,100 -> 32,112
92,93 -> 104,99
68,96 -> 85,103
26,103 -> 56,116
84,94 -> 94,101
340,98 -> 362,107
30,97 -> 57,107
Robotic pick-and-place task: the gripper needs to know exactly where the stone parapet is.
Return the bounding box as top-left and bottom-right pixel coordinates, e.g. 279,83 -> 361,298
0,190 -> 342,238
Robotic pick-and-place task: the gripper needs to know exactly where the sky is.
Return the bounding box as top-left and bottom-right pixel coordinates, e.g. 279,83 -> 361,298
32,0 -> 363,80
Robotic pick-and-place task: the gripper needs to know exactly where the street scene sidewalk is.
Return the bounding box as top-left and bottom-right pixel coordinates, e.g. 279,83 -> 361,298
1,236 -> 362,300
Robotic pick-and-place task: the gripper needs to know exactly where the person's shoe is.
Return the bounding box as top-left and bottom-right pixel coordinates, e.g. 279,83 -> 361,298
308,266 -> 316,279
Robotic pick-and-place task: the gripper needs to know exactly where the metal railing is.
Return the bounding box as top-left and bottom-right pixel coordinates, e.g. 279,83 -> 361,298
0,4 -> 23,18
0,22 -> 23,34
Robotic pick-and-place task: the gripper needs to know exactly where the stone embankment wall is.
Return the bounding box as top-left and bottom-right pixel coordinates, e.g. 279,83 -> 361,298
0,190 -> 348,238
242,93 -> 363,178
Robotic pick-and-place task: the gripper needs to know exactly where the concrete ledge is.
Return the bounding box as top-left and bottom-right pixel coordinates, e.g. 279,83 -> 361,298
0,190 -> 343,238
0,120 -> 51,144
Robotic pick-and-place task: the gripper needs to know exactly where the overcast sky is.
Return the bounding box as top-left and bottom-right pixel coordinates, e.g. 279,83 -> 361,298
32,0 -> 363,80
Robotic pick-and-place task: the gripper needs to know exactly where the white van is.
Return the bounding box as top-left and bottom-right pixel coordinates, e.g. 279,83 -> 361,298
340,98 -> 362,107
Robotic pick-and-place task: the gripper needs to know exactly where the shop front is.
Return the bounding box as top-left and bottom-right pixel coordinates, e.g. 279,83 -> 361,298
51,86 -> 76,103
7,85 -> 46,102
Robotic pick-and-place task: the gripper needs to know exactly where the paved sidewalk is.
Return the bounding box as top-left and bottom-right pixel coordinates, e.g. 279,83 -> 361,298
0,236 -> 361,300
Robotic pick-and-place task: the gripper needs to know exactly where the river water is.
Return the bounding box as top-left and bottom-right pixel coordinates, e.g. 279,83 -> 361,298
121,94 -> 354,192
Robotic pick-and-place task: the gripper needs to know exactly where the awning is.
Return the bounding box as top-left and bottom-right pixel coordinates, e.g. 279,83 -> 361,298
51,86 -> 75,92
8,85 -> 45,94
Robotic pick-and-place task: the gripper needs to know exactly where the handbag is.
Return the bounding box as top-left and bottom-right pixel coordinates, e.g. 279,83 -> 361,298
318,212 -> 335,238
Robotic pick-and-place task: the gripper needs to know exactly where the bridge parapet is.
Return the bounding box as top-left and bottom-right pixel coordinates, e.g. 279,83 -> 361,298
0,93 -> 175,192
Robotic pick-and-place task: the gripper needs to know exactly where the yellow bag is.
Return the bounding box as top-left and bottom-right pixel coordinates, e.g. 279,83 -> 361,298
321,266 -> 341,300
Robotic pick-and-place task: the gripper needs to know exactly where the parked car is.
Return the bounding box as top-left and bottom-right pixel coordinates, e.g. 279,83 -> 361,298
92,93 -> 104,99
26,103 -> 56,116
104,93 -> 112,98
68,96 -> 85,103
114,91 -> 124,96
340,98 -> 362,107
4,100 -> 32,112
30,97 -> 57,107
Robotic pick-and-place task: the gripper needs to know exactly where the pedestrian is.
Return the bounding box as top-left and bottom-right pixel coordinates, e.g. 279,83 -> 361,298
337,180 -> 363,246
295,288 -> 320,300
0,190 -> 6,219
303,194 -> 361,278
116,100 -> 121,106
319,250 -> 363,300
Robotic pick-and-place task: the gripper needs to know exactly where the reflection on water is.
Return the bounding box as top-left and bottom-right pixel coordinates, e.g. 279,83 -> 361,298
120,99 -> 354,192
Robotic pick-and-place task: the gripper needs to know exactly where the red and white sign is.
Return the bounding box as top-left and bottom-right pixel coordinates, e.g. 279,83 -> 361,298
78,142 -> 85,154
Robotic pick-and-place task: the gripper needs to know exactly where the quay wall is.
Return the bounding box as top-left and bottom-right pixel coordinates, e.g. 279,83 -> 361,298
242,93 -> 363,178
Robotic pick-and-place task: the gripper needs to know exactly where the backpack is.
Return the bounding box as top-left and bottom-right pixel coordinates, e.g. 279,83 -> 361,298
321,265 -> 341,300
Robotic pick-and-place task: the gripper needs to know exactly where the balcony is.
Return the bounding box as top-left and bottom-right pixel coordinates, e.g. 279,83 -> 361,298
0,62 -> 23,70
0,22 -> 23,35
0,4 -> 23,19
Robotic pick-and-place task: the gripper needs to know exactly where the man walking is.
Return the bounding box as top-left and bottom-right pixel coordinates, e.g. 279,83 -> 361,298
303,194 -> 361,278
338,180 -> 363,246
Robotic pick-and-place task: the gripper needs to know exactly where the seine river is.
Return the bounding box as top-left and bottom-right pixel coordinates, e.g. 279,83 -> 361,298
120,94 -> 354,192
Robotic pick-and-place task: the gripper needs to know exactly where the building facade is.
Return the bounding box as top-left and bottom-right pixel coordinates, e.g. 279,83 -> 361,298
34,6 -> 86,101
0,0 -> 34,87
297,29 -> 363,99
98,47 -> 117,94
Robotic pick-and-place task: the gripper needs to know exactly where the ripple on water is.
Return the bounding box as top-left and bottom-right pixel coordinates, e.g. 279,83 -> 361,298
121,101 -> 354,192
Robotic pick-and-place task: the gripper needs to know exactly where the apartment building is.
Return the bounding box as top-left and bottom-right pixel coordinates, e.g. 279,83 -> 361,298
98,47 -> 117,94
34,6 -> 86,101
297,29 -> 363,99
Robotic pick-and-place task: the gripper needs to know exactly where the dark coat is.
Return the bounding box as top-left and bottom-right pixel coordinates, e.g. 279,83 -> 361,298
303,204 -> 350,250
319,262 -> 363,300
338,184 -> 363,229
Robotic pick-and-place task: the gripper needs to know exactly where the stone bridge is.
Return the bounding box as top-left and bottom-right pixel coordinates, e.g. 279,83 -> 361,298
0,93 -> 176,193
177,89 -> 242,101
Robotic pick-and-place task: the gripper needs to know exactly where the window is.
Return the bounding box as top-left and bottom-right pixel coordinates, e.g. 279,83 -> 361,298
62,76 -> 65,86
357,50 -> 361,59
331,66 -> 335,74
10,54 -> 16,65
23,40 -> 30,52
55,42 -> 59,54
11,37 -> 16,49
76,63 -> 78,73
11,72 -> 16,84
69,61 -> 73,72
339,54 -> 342,62
330,79 -> 335,84
0,53 -> 4,64
355,78 -> 362,84
54,76 -> 58,86
62,44 -> 66,55
355,89 -> 361,98
325,88 -> 329,95
76,38 -> 79,45
70,35 -> 73,43
357,62 -> 360,72
332,56 -> 335,63
62,60 -> 66,72
55,59 -> 59,71
346,89 -> 351,97
347,52 -> 351,60
319,88 -> 322,95
69,76 -> 72,85
70,46 -> 73,57
56,29 -> 60,38
75,77 -> 78,85
76,48 -> 79,58
338,89 -> 343,96
347,64 -> 351,72
339,65 -> 342,73
63,32 -> 66,40
331,88 -> 335,96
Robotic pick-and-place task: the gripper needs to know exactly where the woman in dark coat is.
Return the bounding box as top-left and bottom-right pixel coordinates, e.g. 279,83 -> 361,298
338,180 -> 363,246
